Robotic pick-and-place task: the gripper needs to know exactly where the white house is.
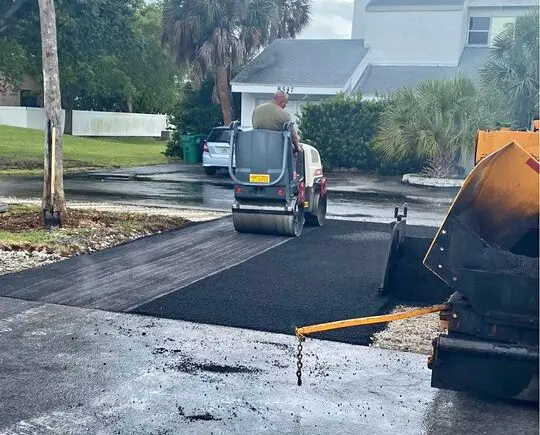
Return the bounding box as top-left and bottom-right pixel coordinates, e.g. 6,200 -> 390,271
231,0 -> 537,127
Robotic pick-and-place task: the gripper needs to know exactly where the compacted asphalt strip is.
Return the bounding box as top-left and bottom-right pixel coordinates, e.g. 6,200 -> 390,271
0,218 -> 434,344
0,217 -> 294,312
132,219 -> 436,344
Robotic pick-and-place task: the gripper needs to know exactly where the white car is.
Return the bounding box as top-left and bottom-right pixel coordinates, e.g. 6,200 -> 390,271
202,126 -> 243,175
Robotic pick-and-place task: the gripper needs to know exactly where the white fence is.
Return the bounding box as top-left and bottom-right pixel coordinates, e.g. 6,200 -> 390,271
0,107 -> 59,130
72,110 -> 167,137
0,107 -> 168,137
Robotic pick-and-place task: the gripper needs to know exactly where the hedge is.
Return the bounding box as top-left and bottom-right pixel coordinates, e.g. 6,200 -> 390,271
298,94 -> 384,170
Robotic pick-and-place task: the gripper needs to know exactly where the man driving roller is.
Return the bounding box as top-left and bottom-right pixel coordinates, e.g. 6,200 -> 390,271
252,90 -> 302,153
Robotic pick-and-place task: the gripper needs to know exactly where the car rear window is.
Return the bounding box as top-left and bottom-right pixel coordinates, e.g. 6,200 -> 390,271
207,129 -> 230,142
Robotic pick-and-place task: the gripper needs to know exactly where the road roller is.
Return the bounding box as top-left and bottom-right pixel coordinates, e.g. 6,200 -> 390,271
227,121 -> 327,236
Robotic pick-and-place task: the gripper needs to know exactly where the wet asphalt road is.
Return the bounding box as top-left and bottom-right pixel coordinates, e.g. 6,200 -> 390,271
2,296 -> 537,435
0,216 -> 537,433
0,164 -> 457,227
0,218 -> 436,344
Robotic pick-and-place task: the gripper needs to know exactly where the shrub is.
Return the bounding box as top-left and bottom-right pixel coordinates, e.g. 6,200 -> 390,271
298,94 -> 385,170
373,76 -> 504,178
164,79 -> 223,158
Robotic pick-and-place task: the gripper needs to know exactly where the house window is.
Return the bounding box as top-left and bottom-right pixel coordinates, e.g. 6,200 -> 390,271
490,17 -> 516,45
468,17 -> 490,46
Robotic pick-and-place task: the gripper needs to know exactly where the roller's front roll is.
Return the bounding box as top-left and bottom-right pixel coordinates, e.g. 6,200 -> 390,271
232,210 -> 302,237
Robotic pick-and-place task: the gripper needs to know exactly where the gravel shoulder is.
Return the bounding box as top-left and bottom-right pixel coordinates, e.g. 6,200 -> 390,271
371,305 -> 446,355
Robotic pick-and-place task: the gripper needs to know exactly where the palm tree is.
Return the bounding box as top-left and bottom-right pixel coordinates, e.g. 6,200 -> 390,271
480,9 -> 539,128
373,76 -> 503,178
162,0 -> 311,124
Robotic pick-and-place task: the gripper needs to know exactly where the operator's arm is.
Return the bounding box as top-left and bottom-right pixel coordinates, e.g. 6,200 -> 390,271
282,110 -> 301,152
291,125 -> 301,152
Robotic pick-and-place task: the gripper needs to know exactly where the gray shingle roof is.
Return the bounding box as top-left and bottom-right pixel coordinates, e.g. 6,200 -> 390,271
355,48 -> 490,96
231,39 -> 368,88
366,0 -> 465,7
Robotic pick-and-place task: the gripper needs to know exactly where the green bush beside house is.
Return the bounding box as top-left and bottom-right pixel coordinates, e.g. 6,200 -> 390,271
298,93 -> 424,174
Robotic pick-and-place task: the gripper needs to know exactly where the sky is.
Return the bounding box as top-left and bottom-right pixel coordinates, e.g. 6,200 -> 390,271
298,0 -> 355,39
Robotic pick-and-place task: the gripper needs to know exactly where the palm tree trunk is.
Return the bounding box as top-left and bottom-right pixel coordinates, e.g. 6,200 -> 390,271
216,66 -> 232,125
38,0 -> 67,223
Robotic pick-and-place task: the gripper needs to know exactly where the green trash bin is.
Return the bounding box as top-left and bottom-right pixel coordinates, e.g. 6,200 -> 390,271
182,134 -> 205,164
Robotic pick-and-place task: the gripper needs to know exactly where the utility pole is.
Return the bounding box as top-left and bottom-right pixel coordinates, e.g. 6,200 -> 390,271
38,0 -> 66,229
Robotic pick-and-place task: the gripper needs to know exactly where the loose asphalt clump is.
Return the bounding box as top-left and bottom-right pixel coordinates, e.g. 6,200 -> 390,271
184,413 -> 221,422
167,357 -> 260,375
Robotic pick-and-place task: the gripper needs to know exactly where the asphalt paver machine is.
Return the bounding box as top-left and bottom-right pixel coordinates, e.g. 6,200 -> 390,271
294,122 -> 539,402
228,121 -> 327,237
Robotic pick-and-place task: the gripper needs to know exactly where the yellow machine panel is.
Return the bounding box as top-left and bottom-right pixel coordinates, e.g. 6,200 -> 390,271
475,130 -> 539,165
427,142 -> 539,268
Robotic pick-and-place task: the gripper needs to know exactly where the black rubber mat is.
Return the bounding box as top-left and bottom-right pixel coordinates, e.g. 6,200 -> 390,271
132,220 -> 437,345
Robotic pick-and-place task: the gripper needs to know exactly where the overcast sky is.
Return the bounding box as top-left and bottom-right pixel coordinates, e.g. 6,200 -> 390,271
298,0 -> 355,39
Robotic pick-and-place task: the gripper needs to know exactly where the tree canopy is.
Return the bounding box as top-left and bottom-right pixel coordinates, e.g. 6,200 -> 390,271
162,0 -> 311,124
480,9 -> 539,128
2,0 -> 179,113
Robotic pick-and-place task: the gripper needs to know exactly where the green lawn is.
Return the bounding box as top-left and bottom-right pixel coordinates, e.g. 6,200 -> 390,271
0,125 -> 175,174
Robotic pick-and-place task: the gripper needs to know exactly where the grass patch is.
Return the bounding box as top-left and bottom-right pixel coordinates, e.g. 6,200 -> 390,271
0,125 -> 178,175
0,204 -> 189,256
0,229 -> 57,245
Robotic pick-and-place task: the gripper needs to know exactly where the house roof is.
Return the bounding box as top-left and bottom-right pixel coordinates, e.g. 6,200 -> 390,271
366,0 -> 465,7
231,39 -> 368,88
355,48 -> 490,96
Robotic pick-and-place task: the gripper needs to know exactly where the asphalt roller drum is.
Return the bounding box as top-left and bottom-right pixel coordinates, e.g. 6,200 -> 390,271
233,209 -> 305,237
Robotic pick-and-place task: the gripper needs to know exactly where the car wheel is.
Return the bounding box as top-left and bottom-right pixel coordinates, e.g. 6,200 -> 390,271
204,166 -> 217,176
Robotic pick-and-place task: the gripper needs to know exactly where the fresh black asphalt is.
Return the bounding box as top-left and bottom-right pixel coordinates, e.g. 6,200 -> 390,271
0,217 -> 292,311
0,216 -> 438,346
133,219 -> 437,344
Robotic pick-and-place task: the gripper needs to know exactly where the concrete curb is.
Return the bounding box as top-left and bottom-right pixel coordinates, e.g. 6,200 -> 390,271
402,173 -> 464,188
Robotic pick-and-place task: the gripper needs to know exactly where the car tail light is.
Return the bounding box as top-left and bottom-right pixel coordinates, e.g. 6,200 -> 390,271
234,185 -> 243,194
277,187 -> 285,197
203,140 -> 208,152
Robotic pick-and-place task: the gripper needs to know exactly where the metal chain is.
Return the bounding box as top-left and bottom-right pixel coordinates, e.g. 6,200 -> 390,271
296,335 -> 305,386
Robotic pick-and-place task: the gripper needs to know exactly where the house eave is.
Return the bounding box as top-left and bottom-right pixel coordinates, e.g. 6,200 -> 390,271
230,83 -> 345,95
366,4 -> 464,12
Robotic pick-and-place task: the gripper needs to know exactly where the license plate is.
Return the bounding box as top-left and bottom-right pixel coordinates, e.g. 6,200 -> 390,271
249,173 -> 270,183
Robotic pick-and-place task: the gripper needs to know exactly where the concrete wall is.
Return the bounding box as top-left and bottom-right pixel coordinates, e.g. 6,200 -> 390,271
0,107 -> 54,129
364,9 -> 466,65
351,0 -> 370,39
0,107 -> 167,137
